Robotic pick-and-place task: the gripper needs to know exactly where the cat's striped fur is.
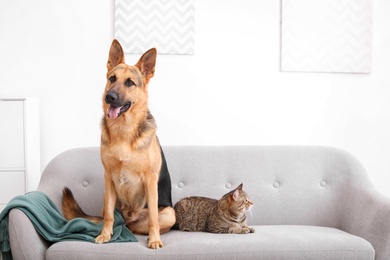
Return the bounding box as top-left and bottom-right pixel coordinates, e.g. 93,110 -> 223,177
173,183 -> 255,234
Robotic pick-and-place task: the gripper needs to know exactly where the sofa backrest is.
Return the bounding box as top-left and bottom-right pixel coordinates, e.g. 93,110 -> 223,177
38,146 -> 373,227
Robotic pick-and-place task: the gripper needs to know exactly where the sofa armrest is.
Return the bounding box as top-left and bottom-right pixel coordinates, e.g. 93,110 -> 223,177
341,188 -> 390,260
9,209 -> 49,260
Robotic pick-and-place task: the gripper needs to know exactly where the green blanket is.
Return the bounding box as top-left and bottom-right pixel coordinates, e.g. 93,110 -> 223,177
0,191 -> 137,260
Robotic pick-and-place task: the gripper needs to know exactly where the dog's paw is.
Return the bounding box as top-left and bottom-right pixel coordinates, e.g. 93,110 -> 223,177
148,239 -> 163,249
94,233 -> 112,244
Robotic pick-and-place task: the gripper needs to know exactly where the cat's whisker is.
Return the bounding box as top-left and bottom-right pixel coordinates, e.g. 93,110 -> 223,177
247,206 -> 255,221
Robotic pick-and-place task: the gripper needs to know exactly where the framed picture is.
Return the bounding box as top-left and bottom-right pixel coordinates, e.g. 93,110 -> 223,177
280,0 -> 373,73
115,0 -> 195,55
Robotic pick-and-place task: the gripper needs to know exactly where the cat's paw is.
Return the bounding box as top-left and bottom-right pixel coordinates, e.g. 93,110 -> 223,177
241,227 -> 255,234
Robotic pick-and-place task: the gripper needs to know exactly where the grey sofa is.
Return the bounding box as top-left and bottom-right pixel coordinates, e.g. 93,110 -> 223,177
7,146 -> 390,259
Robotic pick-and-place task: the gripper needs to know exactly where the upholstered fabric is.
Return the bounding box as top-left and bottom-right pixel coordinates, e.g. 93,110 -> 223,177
45,226 -> 373,260
8,146 -> 390,259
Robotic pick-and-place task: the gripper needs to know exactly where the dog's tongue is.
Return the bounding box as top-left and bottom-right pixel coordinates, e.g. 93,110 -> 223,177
107,105 -> 121,119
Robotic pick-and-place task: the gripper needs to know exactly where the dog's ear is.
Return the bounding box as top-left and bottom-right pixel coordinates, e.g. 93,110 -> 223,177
107,39 -> 125,71
135,48 -> 157,81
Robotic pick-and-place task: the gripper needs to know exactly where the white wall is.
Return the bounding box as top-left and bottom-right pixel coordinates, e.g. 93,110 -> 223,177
1,0 -> 390,196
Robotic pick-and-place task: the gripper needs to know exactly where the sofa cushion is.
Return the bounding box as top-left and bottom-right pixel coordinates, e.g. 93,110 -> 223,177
45,225 -> 374,260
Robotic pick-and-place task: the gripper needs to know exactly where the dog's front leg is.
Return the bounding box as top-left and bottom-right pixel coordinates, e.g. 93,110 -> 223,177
145,174 -> 162,249
95,171 -> 116,243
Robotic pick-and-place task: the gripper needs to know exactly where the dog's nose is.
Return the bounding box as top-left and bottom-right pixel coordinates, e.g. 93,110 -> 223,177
105,91 -> 118,104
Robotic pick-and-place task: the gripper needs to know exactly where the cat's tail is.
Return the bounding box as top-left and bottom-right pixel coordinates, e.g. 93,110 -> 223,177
62,187 -> 103,223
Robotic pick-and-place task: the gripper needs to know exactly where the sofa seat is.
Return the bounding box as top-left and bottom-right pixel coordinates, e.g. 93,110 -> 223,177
45,225 -> 374,260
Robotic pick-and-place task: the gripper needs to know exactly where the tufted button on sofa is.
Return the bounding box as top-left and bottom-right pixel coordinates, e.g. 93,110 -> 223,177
8,146 -> 390,259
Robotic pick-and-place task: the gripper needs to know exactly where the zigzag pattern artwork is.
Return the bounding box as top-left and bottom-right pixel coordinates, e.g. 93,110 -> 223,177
115,0 -> 195,54
281,0 -> 372,73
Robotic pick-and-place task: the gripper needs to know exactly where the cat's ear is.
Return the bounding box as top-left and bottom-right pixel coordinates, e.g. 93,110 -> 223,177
232,184 -> 243,201
232,189 -> 240,201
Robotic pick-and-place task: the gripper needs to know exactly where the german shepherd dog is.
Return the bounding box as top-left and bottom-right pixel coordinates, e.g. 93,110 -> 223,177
62,39 -> 176,249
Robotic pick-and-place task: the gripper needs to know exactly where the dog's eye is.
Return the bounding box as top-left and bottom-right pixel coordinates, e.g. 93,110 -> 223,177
109,75 -> 116,83
125,78 -> 135,87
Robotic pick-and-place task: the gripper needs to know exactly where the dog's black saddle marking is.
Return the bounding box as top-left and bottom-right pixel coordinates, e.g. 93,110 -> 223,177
157,146 -> 173,207
144,145 -> 173,208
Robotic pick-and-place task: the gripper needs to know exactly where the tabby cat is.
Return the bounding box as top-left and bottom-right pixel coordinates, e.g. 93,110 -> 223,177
173,183 -> 255,234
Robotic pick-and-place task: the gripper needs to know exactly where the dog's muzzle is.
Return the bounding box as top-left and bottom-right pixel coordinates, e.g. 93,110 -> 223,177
105,91 -> 131,119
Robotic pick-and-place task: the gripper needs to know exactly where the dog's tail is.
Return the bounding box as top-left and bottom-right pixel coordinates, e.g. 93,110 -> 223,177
62,187 -> 103,223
